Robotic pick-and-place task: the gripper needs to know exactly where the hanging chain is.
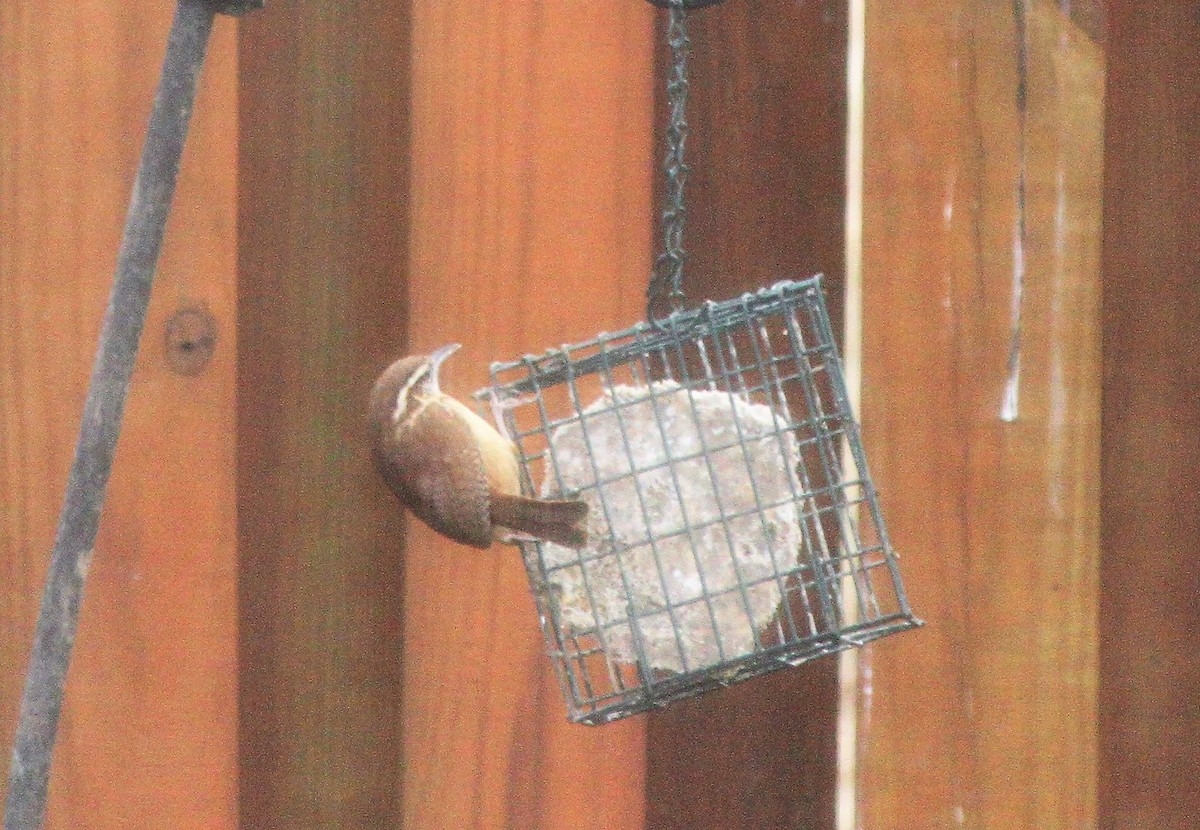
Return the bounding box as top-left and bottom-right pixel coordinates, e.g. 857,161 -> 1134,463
645,0 -> 726,11
647,2 -> 693,321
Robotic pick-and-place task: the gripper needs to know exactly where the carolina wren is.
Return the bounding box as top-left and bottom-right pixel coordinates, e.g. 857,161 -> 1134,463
368,344 -> 588,549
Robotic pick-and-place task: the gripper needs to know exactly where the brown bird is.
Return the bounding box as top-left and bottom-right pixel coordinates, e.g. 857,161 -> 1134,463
368,344 -> 588,549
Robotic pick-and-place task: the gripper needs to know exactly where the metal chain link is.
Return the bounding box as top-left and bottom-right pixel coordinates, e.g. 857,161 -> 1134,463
647,2 -> 693,321
645,0 -> 726,11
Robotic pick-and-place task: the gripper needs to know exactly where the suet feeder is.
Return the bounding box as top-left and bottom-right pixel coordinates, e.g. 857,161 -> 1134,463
480,279 -> 920,724
477,1 -> 920,724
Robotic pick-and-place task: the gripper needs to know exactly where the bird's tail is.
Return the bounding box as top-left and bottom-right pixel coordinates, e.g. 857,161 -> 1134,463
490,493 -> 589,549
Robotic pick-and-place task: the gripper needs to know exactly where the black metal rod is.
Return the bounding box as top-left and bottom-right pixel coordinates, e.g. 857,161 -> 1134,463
646,0 -> 727,9
2,2 -> 253,826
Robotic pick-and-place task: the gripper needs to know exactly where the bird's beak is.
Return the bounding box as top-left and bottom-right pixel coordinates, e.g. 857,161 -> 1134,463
427,343 -> 462,392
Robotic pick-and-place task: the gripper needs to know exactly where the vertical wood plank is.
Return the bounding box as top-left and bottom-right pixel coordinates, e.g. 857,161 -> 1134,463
1100,4 -> 1200,828
856,2 -> 1103,828
645,2 -> 846,828
403,3 -> 652,828
237,3 -> 408,827
0,4 -> 239,828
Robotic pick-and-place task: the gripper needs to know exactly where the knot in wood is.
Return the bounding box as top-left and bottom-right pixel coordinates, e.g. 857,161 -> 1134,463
164,306 -> 218,376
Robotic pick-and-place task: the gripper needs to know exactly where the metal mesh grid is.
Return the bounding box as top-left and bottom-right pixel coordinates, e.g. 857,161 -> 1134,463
478,276 -> 920,724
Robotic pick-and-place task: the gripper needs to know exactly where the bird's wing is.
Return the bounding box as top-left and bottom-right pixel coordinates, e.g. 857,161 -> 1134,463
374,402 -> 494,548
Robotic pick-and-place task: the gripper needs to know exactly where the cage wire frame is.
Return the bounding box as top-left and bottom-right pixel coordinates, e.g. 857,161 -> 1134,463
478,276 -> 921,724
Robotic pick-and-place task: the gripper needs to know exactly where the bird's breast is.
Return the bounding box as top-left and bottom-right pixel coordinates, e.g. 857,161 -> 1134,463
433,396 -> 521,496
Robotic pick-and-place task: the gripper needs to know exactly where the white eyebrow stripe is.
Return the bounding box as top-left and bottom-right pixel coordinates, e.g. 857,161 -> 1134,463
392,366 -> 429,424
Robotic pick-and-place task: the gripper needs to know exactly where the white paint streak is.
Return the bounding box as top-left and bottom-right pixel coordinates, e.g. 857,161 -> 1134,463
943,167 -> 957,224
999,211 -> 1025,423
75,547 -> 94,580
838,3 -> 865,828
1047,144 -> 1070,515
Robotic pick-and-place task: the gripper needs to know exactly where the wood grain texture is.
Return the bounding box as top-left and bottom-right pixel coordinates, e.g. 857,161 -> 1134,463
403,3 -> 653,828
644,2 -> 846,829
856,2 -> 1103,828
0,4 -> 238,828
1100,4 -> 1200,828
237,3 -> 409,828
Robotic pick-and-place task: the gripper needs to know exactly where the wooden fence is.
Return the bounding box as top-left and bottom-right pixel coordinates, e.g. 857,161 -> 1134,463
1,1 -> 1196,828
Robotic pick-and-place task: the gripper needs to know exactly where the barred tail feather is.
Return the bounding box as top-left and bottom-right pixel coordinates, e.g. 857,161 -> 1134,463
489,492 -> 588,549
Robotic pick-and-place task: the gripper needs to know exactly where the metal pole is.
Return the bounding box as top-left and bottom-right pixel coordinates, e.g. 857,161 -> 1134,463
4,2 -> 261,827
